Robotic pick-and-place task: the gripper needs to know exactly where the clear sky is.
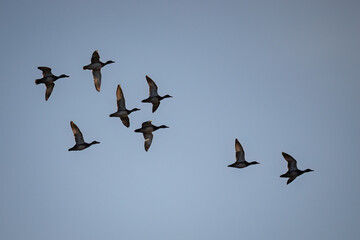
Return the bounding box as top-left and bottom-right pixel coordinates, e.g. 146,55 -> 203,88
1,0 -> 359,239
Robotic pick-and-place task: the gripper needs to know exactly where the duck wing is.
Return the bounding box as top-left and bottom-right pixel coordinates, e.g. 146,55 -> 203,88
120,116 -> 130,128
92,70 -> 101,92
143,132 -> 153,151
142,120 -> 153,128
45,83 -> 55,101
38,66 -> 53,77
152,102 -> 160,113
91,50 -> 100,63
287,177 -> 296,185
70,121 -> 85,144
235,138 -> 246,163
116,84 -> 126,110
146,75 -> 159,97
282,152 -> 298,171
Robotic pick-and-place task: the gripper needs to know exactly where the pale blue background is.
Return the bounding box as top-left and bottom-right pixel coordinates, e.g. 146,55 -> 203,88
1,0 -> 359,239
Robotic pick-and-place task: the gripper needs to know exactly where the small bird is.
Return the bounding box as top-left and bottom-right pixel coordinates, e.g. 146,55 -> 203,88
280,152 -> 313,184
141,75 -> 172,113
109,84 -> 140,127
68,121 -> 100,151
134,121 -> 169,151
35,67 -> 69,101
83,50 -> 114,92
228,139 -> 260,168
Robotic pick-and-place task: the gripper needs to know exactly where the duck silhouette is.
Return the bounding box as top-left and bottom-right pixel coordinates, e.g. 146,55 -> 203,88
109,84 -> 140,127
280,152 -> 313,184
228,139 -> 259,168
141,75 -> 172,113
68,121 -> 100,151
134,121 -> 169,151
83,50 -> 114,92
35,67 -> 69,101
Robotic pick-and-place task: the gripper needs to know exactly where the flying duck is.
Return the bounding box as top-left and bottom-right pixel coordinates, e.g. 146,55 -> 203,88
280,152 -> 313,184
35,67 -> 69,101
134,121 -> 169,151
68,121 -> 100,151
228,139 -> 259,168
109,84 -> 140,127
83,50 -> 114,92
141,75 -> 172,113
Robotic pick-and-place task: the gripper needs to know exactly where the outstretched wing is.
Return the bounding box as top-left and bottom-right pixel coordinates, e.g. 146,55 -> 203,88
287,177 -> 296,185
152,102 -> 160,113
38,66 -> 52,77
91,50 -> 100,63
146,75 -> 158,97
143,132 -> 153,151
70,121 -> 85,144
116,84 -> 126,110
120,116 -> 130,128
92,70 -> 101,92
45,83 -> 55,101
235,138 -> 245,163
142,120 -> 153,128
282,152 -> 298,171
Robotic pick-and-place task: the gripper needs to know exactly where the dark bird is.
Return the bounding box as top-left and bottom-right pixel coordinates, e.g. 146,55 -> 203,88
134,121 -> 169,151
68,121 -> 100,151
280,152 -> 313,184
228,139 -> 260,168
35,67 -> 69,101
141,75 -> 172,113
109,84 -> 140,127
83,50 -> 114,92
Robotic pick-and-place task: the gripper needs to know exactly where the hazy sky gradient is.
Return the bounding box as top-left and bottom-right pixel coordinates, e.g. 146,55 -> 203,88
1,0 -> 359,239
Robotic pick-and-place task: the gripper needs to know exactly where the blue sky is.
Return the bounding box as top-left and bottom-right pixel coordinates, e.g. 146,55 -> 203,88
1,0 -> 360,239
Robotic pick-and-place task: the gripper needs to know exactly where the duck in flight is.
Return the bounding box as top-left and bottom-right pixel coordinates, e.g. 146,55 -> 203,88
68,121 -> 100,151
141,75 -> 172,113
35,67 -> 69,101
134,121 -> 169,151
83,50 -> 114,92
280,152 -> 313,184
109,84 -> 140,127
228,139 -> 259,168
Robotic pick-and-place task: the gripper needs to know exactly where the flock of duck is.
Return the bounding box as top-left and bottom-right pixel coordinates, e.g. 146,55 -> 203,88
35,50 -> 313,185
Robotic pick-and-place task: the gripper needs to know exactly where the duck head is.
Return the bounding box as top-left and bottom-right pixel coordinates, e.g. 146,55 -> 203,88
249,161 -> 260,165
130,108 -> 141,113
104,60 -> 115,66
161,94 -> 173,100
90,141 -> 100,145
59,74 -> 69,78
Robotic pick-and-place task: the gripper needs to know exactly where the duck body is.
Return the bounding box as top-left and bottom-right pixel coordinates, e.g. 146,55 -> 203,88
68,141 -> 100,151
109,85 -> 140,127
142,75 -> 172,112
228,161 -> 259,168
83,50 -> 114,92
228,139 -> 259,169
83,62 -> 102,71
280,152 -> 313,184
109,109 -> 129,118
134,121 -> 169,151
35,67 -> 69,101
68,121 -> 100,151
